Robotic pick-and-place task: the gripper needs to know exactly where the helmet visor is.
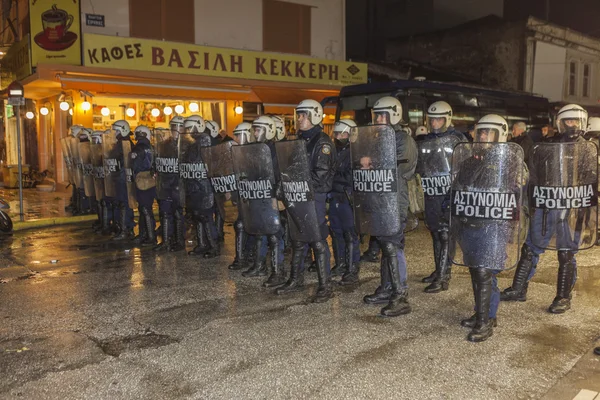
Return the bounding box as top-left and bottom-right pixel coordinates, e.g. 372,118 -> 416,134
475,128 -> 499,143
427,116 -> 447,134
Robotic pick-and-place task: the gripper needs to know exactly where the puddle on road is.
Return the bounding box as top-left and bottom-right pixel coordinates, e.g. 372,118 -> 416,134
93,332 -> 179,357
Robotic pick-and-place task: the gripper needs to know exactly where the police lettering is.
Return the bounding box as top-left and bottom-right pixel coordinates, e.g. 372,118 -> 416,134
453,190 -> 518,220
125,168 -> 133,183
421,175 -> 451,196
179,162 -> 207,180
93,166 -> 105,179
211,174 -> 237,193
353,169 -> 396,193
238,180 -> 273,200
532,185 -> 597,209
156,157 -> 178,174
282,181 -> 311,203
104,158 -> 120,173
82,164 -> 94,176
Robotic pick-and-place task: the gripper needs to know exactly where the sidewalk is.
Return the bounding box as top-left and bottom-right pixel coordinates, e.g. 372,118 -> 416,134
0,186 -> 96,231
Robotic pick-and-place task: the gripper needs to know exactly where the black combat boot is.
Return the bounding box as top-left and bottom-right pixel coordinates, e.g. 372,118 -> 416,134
275,242 -> 305,295
228,220 -> 246,270
188,221 -> 208,255
215,211 -> 225,243
422,231 -> 441,283
500,244 -> 535,302
360,237 -> 380,262
363,258 -> 392,305
169,209 -> 186,252
309,241 -> 334,303
242,236 -> 266,276
425,230 -> 451,293
141,207 -> 157,247
340,231 -> 359,286
132,211 -> 148,246
381,242 -> 411,317
467,268 -> 494,342
329,230 -> 347,277
153,214 -> 171,252
113,203 -> 133,241
548,251 -> 576,314
93,204 -> 103,233
202,220 -> 220,258
263,234 -> 286,288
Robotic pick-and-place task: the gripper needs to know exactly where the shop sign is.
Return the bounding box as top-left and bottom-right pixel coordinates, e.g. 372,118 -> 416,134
83,34 -> 367,86
0,34 -> 32,88
29,0 -> 82,67
85,14 -> 105,27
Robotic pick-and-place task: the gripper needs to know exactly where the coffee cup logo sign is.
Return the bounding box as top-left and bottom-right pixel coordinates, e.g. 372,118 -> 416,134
29,0 -> 81,66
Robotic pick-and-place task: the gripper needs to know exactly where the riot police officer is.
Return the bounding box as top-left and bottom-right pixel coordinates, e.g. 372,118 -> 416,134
90,130 -> 112,235
500,104 -> 596,313
272,116 -> 291,249
130,125 -> 157,247
452,114 -> 527,342
154,117 -> 185,252
107,120 -> 135,241
206,120 -> 225,242
419,101 -> 467,293
276,99 -> 336,303
182,115 -> 219,258
362,96 -> 417,316
585,117 -> 600,245
77,128 -> 98,225
228,122 -> 255,270
329,119 -> 361,285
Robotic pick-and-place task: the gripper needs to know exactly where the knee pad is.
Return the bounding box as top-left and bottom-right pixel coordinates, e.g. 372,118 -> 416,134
380,241 -> 397,258
267,234 -> 278,246
520,243 -> 535,260
557,250 -> 575,264
312,240 -> 328,255
439,230 -> 449,242
234,219 -> 244,232
343,230 -> 354,242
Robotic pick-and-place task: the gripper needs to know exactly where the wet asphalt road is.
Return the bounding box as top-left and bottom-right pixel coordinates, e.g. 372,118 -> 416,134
0,222 -> 599,399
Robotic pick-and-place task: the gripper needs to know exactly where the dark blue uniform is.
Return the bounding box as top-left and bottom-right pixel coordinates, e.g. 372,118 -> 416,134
131,136 -> 156,243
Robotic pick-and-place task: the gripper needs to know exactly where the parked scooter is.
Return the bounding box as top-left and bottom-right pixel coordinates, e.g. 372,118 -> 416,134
0,198 -> 13,233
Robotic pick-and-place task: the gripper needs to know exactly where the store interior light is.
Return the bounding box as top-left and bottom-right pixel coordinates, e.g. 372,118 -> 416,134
40,107 -> 49,116
151,108 -> 160,117
234,105 -> 243,115
126,107 -> 135,117
25,111 -> 34,119
69,108 -> 73,116
189,102 -> 199,113
59,101 -> 70,111
175,104 -> 184,114
163,106 -> 173,116
81,101 -> 91,111
101,107 -> 110,116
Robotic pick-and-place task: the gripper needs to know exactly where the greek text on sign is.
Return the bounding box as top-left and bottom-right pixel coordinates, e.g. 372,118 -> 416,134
353,169 -> 397,193
179,162 -> 208,180
532,185 -> 597,209
83,34 -> 367,86
421,175 -> 451,196
155,157 -> 178,174
453,190 -> 518,220
211,175 -> 237,193
238,180 -> 273,200
282,181 -> 312,203
104,158 -> 120,173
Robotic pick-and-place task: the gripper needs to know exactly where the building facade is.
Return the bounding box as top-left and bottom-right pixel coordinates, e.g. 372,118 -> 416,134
0,0 -> 366,187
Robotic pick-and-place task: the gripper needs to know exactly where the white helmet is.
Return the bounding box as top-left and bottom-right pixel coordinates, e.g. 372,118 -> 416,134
112,120 -> 131,138
415,126 -> 428,136
134,125 -> 152,141
69,125 -> 84,137
372,96 -> 402,126
183,115 -> 204,134
78,128 -> 92,142
271,115 -> 286,141
556,104 -> 587,136
586,117 -> 600,133
170,116 -> 186,134
233,122 -> 254,145
474,114 -> 509,143
333,119 -> 357,136
91,130 -> 105,144
426,101 -> 453,133
205,120 -> 220,138
296,99 -> 323,126
252,116 -> 276,142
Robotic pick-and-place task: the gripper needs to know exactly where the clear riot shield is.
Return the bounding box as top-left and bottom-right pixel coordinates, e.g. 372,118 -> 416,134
178,133 -> 214,210
102,134 -> 121,198
231,143 -> 281,235
449,142 -> 526,270
68,137 -> 84,188
201,141 -> 238,221
350,125 -> 401,236
275,140 -> 321,242
153,129 -> 179,201
90,142 -> 105,199
528,141 -> 598,251
60,137 -> 74,185
78,142 -> 96,198
121,140 -> 138,209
